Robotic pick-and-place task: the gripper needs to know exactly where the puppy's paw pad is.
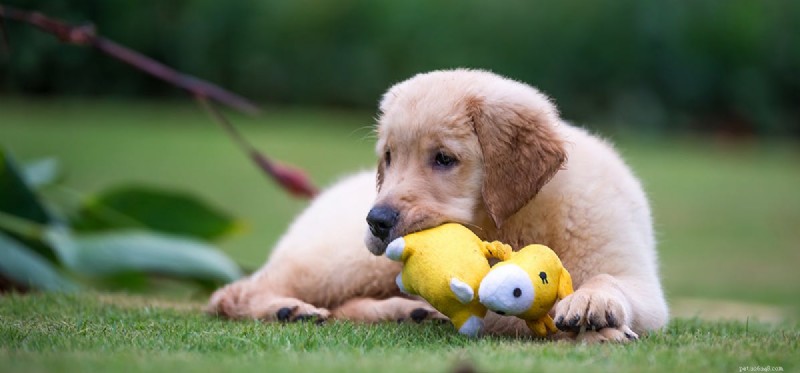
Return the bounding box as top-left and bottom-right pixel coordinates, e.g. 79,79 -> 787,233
410,308 -> 430,323
403,307 -> 447,324
261,300 -> 331,323
276,307 -> 297,322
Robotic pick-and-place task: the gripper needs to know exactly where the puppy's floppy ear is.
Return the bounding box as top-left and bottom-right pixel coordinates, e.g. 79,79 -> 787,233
467,94 -> 567,228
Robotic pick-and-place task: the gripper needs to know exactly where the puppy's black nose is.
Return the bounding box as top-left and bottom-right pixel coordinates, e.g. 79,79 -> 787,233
366,205 -> 399,241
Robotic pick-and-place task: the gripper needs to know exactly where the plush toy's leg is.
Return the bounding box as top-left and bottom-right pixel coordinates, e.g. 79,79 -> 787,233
395,273 -> 409,295
451,312 -> 484,338
527,316 -> 558,337
459,316 -> 484,337
544,315 -> 558,334
385,237 -> 406,261
527,320 -> 548,337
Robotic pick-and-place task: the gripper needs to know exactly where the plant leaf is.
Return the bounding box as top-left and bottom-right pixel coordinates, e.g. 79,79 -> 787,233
0,149 -> 55,225
22,158 -> 61,189
75,185 -> 242,241
0,148 -> 61,262
0,231 -> 79,292
45,229 -> 243,285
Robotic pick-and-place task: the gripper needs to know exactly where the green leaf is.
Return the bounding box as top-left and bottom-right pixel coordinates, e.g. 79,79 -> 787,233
0,149 -> 60,262
22,158 -> 61,189
45,229 -> 243,285
0,231 -> 79,292
76,185 -> 242,241
0,149 -> 55,225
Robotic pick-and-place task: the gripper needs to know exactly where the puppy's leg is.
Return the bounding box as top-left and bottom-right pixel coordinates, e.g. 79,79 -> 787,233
332,297 -> 446,323
208,171 -> 412,324
554,273 -> 668,342
207,273 -> 331,322
482,311 -> 534,337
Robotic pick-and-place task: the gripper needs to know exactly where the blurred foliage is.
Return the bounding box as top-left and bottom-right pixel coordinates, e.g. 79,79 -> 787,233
1,0 -> 798,136
0,148 -> 244,293
76,185 -> 240,240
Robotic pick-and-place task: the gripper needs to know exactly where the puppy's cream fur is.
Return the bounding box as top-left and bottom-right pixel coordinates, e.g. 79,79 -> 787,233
208,69 -> 668,342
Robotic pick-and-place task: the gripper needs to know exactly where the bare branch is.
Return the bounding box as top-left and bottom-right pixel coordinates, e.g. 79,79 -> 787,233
0,5 -> 259,114
0,14 -> 8,54
0,5 -> 320,199
197,96 -> 318,198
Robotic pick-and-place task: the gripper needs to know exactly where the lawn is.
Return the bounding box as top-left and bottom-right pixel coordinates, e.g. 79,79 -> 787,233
1,292 -> 797,373
1,99 -> 799,372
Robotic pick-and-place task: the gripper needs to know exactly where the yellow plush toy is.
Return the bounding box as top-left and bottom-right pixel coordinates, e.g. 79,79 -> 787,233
385,223 -> 511,337
478,244 -> 574,337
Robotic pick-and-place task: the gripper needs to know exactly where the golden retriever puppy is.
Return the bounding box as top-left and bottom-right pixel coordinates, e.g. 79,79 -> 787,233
208,69 -> 668,342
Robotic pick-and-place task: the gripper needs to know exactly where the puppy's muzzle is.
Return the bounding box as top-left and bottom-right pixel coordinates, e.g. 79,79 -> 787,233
366,205 -> 399,241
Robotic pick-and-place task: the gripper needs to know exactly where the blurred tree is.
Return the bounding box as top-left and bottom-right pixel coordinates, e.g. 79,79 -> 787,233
1,0 -> 798,136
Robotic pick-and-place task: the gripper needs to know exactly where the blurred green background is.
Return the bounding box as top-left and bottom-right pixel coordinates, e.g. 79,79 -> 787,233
2,0 -> 799,136
1,1 -> 798,317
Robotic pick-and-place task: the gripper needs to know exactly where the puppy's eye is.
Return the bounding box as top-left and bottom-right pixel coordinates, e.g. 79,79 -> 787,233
385,150 -> 391,167
433,151 -> 458,169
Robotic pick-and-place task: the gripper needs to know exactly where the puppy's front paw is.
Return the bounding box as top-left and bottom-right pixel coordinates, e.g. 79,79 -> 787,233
390,299 -> 448,324
554,288 -> 630,333
267,300 -> 332,323
331,296 -> 448,323
575,326 -> 639,343
207,282 -> 248,318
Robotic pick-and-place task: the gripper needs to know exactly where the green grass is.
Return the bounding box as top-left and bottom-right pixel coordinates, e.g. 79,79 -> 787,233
1,292 -> 797,373
621,139 -> 800,309
1,99 -> 799,372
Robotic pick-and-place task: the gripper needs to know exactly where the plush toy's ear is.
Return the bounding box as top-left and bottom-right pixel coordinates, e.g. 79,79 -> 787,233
467,93 -> 567,227
557,267 -> 574,300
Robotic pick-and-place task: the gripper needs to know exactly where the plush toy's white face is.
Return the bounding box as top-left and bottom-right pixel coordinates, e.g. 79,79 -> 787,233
478,264 -> 535,316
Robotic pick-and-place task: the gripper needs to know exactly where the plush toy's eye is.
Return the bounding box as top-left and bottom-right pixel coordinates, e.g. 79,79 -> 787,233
385,150 -> 392,167
513,288 -> 522,298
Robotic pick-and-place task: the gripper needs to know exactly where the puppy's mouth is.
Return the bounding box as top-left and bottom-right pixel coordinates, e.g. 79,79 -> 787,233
365,226 -> 404,256
365,218 -> 451,256
365,233 -> 390,256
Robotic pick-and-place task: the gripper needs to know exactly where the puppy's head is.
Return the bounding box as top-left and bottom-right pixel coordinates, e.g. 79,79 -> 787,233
365,69 -> 567,255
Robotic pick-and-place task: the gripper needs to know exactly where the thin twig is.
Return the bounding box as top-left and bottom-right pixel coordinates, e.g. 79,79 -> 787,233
0,5 -> 258,114
0,15 -> 8,54
197,96 -> 317,198
0,5 -> 319,199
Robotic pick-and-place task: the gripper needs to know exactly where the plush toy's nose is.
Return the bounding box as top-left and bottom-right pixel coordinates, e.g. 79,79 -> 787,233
366,205 -> 399,240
